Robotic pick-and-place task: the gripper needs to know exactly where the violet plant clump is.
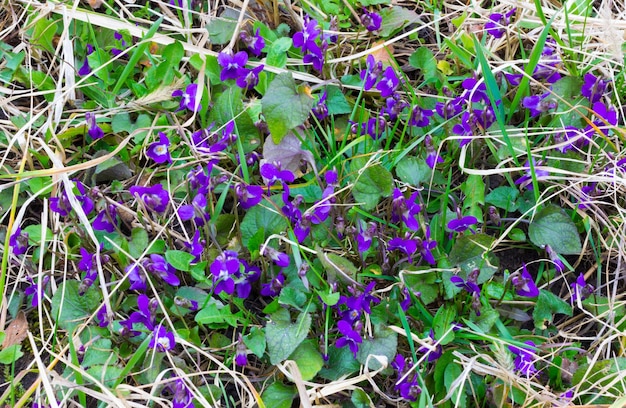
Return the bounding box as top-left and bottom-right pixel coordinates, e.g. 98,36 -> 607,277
11,4 -> 625,407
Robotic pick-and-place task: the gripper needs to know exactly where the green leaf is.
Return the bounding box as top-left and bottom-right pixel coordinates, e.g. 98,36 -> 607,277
265,309 -> 311,365
86,365 -> 125,388
172,287 -> 208,317
195,301 -> 240,328
23,224 -> 53,245
165,250 -> 195,272
317,289 -> 340,307
462,175 -> 485,221
325,86 -> 353,115
378,6 -> 421,37
288,340 -> 324,381
357,327 -> 397,370
0,345 -> 23,364
319,345 -> 361,380
403,270 -> 439,305
485,187 -> 519,212
30,17 -> 58,54
351,158 -> 393,211
208,86 -> 260,149
317,250 -> 358,284
261,72 -> 315,143
261,382 -> 297,408
533,289 -> 572,329
351,388 -> 374,408
207,18 -> 237,45
51,280 -> 102,332
448,233 -> 500,284
528,205 -> 581,255
444,362 -> 467,408
240,197 -> 289,250
82,338 -> 114,369
266,37 -> 292,68
395,156 -> 432,187
244,327 -> 267,358
360,0 -> 390,4
409,47 -> 438,83
278,286 -> 307,309
572,357 -> 626,398
129,228 -> 149,259
433,304 -> 457,345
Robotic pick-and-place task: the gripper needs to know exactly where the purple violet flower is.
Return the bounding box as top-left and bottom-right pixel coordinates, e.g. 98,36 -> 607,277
409,105 -> 434,127
447,214 -> 478,233
571,273 -> 594,304
418,329 -> 443,362
129,184 -> 170,213
514,159 -> 549,190
293,16 -> 321,54
356,221 -> 377,253
235,334 -> 248,366
350,116 -> 387,140
545,244 -> 565,273
96,304 -> 110,328
85,112 -> 104,139
178,194 -> 210,226
312,91 -> 329,121
389,236 -> 418,263
217,51 -> 248,81
361,9 -> 382,32
235,65 -> 264,89
336,319 -> 362,358
360,54 -> 383,91
78,44 -> 94,76
210,251 -> 240,295
78,245 -> 109,295
127,263 -> 148,291
150,324 -> 176,352
512,264 -> 539,297
50,180 -> 94,217
263,246 -> 290,268
172,83 -> 202,112
260,162 -> 295,186
145,254 -> 180,286
522,92 -> 557,117
260,271 -> 285,297
484,8 -> 516,38
240,29 -> 265,57
10,227 -> 29,256
25,275 -> 50,307
509,341 -> 538,376
450,275 -> 481,295
146,132 -> 172,164
376,66 -> 400,97
424,135 -> 443,169
93,204 -> 118,233
581,73 -> 608,104
163,376 -> 195,408
420,227 -> 437,265
235,183 -> 264,210
392,354 -> 421,401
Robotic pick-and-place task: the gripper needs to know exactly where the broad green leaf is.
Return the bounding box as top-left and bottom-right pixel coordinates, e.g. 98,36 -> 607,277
444,362 -> 467,408
288,340 -> 324,381
278,286 -> 307,309
485,187 -> 519,212
448,233 -> 500,283
378,6 -> 421,37
572,357 -> 626,398
325,86 -> 352,115
129,228 -> 149,259
51,280 -> 102,332
529,205 -> 581,255
403,270 -> 439,305
207,18 -> 237,44
82,338 -> 114,369
165,250 -> 195,272
462,175 -> 485,221
261,382 -> 297,408
195,301 -> 240,328
356,327 -> 397,370
208,86 -> 260,150
30,17 -> 58,54
351,158 -> 393,211
409,47 -> 438,83
351,388 -> 374,408
265,309 -> 311,365
533,289 -> 572,329
319,345 -> 361,380
317,250 -> 359,284
266,37 -> 292,68
395,156 -> 432,187
240,197 -> 289,250
0,345 -> 23,364
23,224 -> 53,245
317,289 -> 340,307
433,303 -> 457,345
172,287 -> 208,317
244,327 -> 267,358
261,72 -> 315,143
86,365 -> 125,388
